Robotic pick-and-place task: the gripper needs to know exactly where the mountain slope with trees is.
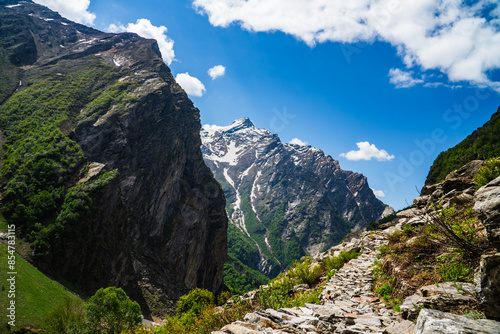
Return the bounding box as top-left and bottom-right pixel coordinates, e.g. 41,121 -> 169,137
426,107 -> 500,185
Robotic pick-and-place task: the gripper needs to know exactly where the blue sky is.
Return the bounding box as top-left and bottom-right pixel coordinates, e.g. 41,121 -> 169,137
33,0 -> 500,210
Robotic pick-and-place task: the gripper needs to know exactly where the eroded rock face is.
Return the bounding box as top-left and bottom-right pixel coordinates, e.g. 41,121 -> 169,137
475,253 -> 500,320
0,0 -> 227,316
415,309 -> 500,334
473,176 -> 500,250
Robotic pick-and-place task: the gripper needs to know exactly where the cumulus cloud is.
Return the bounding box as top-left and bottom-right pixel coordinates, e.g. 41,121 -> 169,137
208,65 -> 226,79
388,68 -> 423,88
289,138 -> 308,146
175,73 -> 206,97
371,188 -> 386,198
107,19 -> 175,65
340,141 -> 394,161
33,0 -> 95,24
193,0 -> 500,91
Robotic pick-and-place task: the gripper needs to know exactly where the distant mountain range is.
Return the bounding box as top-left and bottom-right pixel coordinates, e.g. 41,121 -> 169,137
201,118 -> 392,292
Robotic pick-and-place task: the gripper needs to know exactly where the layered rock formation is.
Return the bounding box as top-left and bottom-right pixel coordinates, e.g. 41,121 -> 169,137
0,0 -> 227,317
201,118 -> 391,278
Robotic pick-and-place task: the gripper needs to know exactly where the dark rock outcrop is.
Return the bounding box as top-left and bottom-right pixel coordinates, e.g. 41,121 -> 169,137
0,0 -> 227,317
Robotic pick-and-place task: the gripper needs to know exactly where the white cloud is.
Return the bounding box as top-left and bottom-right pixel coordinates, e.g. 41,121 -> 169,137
107,23 -> 123,33
388,68 -> 423,88
340,141 -> 394,161
175,72 -> 206,97
289,138 -> 308,146
202,124 -> 223,133
208,65 -> 226,79
371,188 -> 386,198
33,0 -> 95,25
107,19 -> 175,65
193,0 -> 500,91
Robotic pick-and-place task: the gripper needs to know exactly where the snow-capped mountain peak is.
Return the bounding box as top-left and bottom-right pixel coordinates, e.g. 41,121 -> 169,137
201,118 -> 393,278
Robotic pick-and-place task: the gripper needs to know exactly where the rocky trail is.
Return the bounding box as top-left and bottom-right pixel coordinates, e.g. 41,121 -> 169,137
213,230 -> 411,334
213,226 -> 500,334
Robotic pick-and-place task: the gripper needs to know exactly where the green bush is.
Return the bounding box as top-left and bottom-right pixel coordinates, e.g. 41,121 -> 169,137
322,250 -> 360,273
176,288 -> 214,316
474,157 -> 500,189
288,257 -> 322,286
86,287 -> 141,334
259,274 -> 294,309
42,298 -> 87,334
375,283 -> 392,297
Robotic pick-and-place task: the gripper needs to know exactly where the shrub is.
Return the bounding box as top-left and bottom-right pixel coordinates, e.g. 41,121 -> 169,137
42,298 -> 87,334
176,288 -> 214,316
375,283 -> 392,298
474,157 -> 500,189
259,274 -> 294,309
86,287 -> 141,334
322,250 -> 360,273
217,291 -> 231,306
158,300 -> 253,334
288,257 -> 322,286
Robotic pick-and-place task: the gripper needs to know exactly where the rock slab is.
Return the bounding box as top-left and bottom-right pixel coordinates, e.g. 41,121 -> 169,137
415,308 -> 500,334
474,175 -> 500,250
475,253 -> 500,321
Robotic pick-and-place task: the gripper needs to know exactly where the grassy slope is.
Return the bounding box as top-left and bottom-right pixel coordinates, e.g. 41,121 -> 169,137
0,215 -> 82,332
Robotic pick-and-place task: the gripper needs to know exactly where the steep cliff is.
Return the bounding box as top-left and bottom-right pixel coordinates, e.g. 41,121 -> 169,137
201,118 -> 391,286
0,0 -> 227,317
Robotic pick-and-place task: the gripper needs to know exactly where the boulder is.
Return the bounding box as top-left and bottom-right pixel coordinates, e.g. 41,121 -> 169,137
397,208 -> 421,219
444,160 -> 484,182
415,308 -> 500,334
413,195 -> 430,209
473,175 -> 500,250
400,282 -> 476,320
475,253 -> 500,320
386,320 -> 416,334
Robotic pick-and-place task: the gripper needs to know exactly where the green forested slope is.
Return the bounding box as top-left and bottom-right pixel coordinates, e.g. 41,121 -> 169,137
426,107 -> 500,185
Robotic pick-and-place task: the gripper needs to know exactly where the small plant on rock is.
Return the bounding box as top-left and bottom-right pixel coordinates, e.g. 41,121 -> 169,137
474,157 -> 500,189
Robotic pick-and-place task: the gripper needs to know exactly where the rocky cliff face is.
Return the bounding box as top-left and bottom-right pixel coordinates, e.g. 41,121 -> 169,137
0,0 -> 227,317
201,118 -> 391,278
